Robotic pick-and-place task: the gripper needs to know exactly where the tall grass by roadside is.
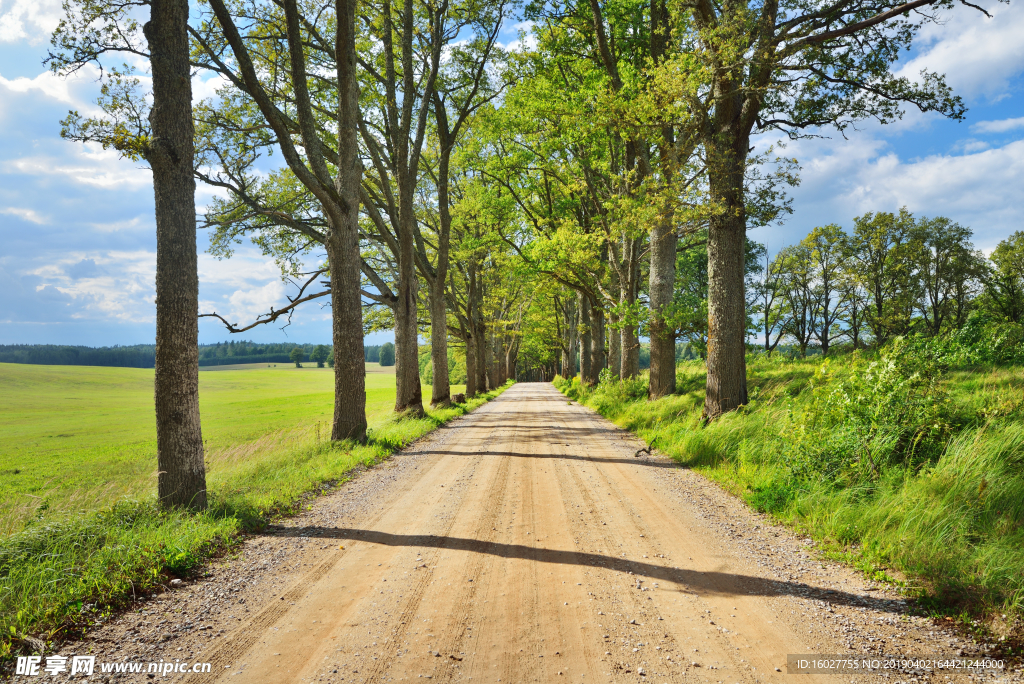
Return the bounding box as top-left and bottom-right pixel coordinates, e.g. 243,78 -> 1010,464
0,382 -> 512,660
556,347 -> 1024,624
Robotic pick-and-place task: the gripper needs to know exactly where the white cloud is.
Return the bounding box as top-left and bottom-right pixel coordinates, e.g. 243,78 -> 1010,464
24,249 -> 157,322
774,135 -> 1024,252
5,142 -> 152,189
0,0 -> 62,44
500,20 -> 537,53
0,68 -> 99,107
192,73 -> 231,103
0,206 -> 46,223
972,117 -> 1024,134
896,3 -> 1024,101
89,216 -> 147,233
225,280 -> 289,323
198,252 -> 281,286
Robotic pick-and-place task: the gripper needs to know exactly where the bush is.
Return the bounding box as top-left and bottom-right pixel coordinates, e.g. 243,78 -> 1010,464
773,339 -> 952,484
906,314 -> 1024,368
378,342 -> 395,367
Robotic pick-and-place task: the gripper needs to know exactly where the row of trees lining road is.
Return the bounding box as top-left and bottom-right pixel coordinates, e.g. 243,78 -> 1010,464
49,0 -> 997,509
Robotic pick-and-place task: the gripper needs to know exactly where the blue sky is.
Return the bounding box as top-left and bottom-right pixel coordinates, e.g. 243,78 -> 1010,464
0,1 -> 1022,347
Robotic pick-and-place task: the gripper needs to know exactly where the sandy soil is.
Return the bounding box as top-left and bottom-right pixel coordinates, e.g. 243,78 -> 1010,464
33,383 -> 1021,684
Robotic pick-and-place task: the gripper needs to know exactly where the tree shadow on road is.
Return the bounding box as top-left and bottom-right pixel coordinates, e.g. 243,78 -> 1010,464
263,526 -> 903,615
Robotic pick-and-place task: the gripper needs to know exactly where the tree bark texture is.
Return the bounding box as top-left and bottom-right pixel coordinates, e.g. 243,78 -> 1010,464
579,294 -> 593,385
393,175 -> 424,413
607,311 -> 620,379
484,327 -> 496,390
705,152 -> 749,418
327,0 -> 368,440
648,207 -> 677,398
147,0 -> 207,510
589,304 -> 605,384
428,285 -> 449,405
428,103 -> 453,406
465,335 -> 478,397
648,0 -> 676,399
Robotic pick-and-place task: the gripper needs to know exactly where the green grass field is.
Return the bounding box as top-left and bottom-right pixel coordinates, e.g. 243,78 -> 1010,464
0,361 -> 501,655
0,362 -> 413,536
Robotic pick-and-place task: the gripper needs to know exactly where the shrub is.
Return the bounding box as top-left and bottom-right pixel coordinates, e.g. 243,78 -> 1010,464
773,339 -> 952,485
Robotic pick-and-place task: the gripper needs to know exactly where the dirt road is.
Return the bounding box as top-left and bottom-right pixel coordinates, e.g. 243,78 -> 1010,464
54,383 -> 1013,684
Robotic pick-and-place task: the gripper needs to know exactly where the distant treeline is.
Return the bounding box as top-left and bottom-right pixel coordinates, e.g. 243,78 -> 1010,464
0,344 -> 156,368
0,341 -> 387,368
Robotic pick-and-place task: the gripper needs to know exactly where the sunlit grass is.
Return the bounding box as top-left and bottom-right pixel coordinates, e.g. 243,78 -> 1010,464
0,362 -> 449,535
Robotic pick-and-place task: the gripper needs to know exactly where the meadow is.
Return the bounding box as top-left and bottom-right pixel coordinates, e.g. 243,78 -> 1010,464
0,361 -> 503,656
557,345 -> 1024,635
0,362 -> 410,535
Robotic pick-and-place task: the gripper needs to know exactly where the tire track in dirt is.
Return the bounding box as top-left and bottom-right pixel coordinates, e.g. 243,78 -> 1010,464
366,411 -> 518,683
182,404 -> 509,683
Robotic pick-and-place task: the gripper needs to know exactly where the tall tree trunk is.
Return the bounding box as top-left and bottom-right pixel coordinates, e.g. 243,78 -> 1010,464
648,172 -> 676,398
566,300 -> 578,378
468,254 -> 488,393
428,284 -> 449,406
579,293 -> 593,385
147,0 -> 206,510
484,326 -> 496,390
394,208 -> 423,413
327,0 -> 367,441
473,295 -> 488,393
705,152 -> 749,418
607,311 -> 621,379
648,0 -> 676,400
465,335 -> 477,397
326,236 -> 366,440
429,102 -> 453,406
590,304 -> 605,383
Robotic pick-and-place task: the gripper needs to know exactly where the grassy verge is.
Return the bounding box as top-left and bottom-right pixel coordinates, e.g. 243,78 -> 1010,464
0,380 -> 512,660
555,349 -> 1024,645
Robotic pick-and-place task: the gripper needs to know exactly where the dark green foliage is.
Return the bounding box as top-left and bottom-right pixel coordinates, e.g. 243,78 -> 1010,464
904,314 -> 1024,368
288,347 -> 305,368
0,345 -> 156,368
310,345 -> 329,368
748,481 -> 795,514
378,342 -> 395,367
